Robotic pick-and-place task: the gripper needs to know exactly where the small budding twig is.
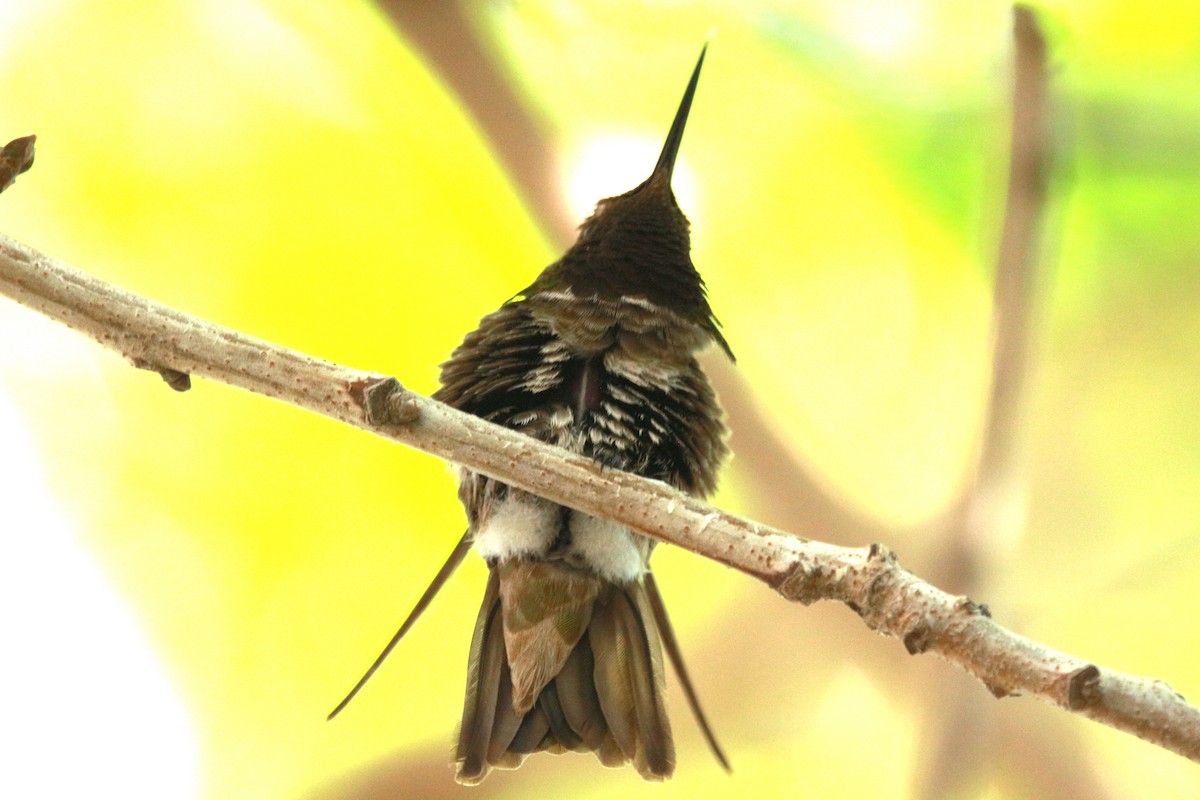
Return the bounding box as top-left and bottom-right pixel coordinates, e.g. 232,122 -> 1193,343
0,135 -> 37,193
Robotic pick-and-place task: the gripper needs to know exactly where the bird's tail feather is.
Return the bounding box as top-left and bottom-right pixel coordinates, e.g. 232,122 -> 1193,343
456,564 -> 674,784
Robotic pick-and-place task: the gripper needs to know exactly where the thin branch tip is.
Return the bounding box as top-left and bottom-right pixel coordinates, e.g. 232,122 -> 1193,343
0,134 -> 37,193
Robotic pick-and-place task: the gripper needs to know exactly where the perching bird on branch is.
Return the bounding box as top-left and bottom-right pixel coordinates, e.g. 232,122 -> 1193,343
330,46 -> 734,783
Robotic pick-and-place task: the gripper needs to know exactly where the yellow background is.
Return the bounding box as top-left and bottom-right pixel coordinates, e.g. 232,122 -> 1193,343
1,1 -> 1198,798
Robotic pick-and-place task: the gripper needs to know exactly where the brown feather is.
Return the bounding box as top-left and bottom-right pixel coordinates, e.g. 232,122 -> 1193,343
553,636 -> 610,751
508,705 -> 550,754
498,560 -> 600,713
455,574 -> 504,785
589,585 -> 642,767
486,659 -> 525,764
537,683 -> 585,751
596,733 -> 628,768
618,583 -> 674,780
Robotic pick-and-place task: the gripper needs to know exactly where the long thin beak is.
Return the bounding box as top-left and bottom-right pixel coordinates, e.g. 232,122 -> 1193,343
649,44 -> 707,186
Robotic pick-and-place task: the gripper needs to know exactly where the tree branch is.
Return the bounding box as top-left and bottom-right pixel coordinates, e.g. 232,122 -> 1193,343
1,231 -> 1198,762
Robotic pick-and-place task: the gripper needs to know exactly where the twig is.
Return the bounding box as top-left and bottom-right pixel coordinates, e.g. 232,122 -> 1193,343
0,135 -> 36,194
1,231 -> 1198,762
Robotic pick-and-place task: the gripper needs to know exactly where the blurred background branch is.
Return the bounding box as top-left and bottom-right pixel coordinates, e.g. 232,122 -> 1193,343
914,7 -> 1075,798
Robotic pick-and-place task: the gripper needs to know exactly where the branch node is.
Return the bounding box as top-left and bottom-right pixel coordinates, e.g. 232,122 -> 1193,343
863,547 -> 901,607
867,542 -> 897,564
360,376 -> 420,426
775,561 -> 825,606
129,357 -> 192,392
954,595 -> 991,618
986,681 -> 1016,700
1067,664 -> 1102,709
903,621 -> 934,655
159,368 -> 192,392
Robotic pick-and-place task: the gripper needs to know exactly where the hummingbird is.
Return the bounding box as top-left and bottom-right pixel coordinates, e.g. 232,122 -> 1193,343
329,45 -> 733,783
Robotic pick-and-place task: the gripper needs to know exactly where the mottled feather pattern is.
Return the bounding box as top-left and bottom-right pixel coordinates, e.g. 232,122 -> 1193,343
434,288 -> 727,782
435,296 -> 727,498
